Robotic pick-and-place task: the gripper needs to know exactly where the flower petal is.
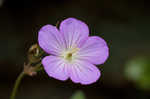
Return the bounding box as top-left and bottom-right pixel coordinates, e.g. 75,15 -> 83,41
69,60 -> 101,85
42,56 -> 69,81
77,36 -> 109,65
59,18 -> 89,49
38,25 -> 65,55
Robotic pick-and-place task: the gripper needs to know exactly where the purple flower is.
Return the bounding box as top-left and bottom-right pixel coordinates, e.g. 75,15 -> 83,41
38,18 -> 109,85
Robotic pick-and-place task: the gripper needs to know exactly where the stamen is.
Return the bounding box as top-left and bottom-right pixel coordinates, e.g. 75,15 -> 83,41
62,48 -> 79,62
65,53 -> 72,61
70,48 -> 79,54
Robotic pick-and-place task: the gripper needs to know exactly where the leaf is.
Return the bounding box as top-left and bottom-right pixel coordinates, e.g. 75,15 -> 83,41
124,56 -> 150,90
70,90 -> 86,99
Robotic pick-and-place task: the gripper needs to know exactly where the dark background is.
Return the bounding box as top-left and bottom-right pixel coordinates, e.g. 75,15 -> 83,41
0,0 -> 150,99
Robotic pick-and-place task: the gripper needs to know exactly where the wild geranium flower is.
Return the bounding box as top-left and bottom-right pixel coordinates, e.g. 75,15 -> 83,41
38,18 -> 109,85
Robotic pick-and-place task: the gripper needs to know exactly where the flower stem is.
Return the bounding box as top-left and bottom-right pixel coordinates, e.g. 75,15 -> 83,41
10,72 -> 25,99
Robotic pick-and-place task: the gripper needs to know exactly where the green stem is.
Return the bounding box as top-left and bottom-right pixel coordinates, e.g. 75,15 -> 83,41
10,72 -> 25,99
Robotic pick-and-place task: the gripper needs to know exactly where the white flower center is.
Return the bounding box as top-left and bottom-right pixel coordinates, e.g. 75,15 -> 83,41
61,48 -> 79,62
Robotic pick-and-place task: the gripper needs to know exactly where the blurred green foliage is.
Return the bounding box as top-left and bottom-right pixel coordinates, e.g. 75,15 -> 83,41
70,90 -> 86,99
125,56 -> 150,90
